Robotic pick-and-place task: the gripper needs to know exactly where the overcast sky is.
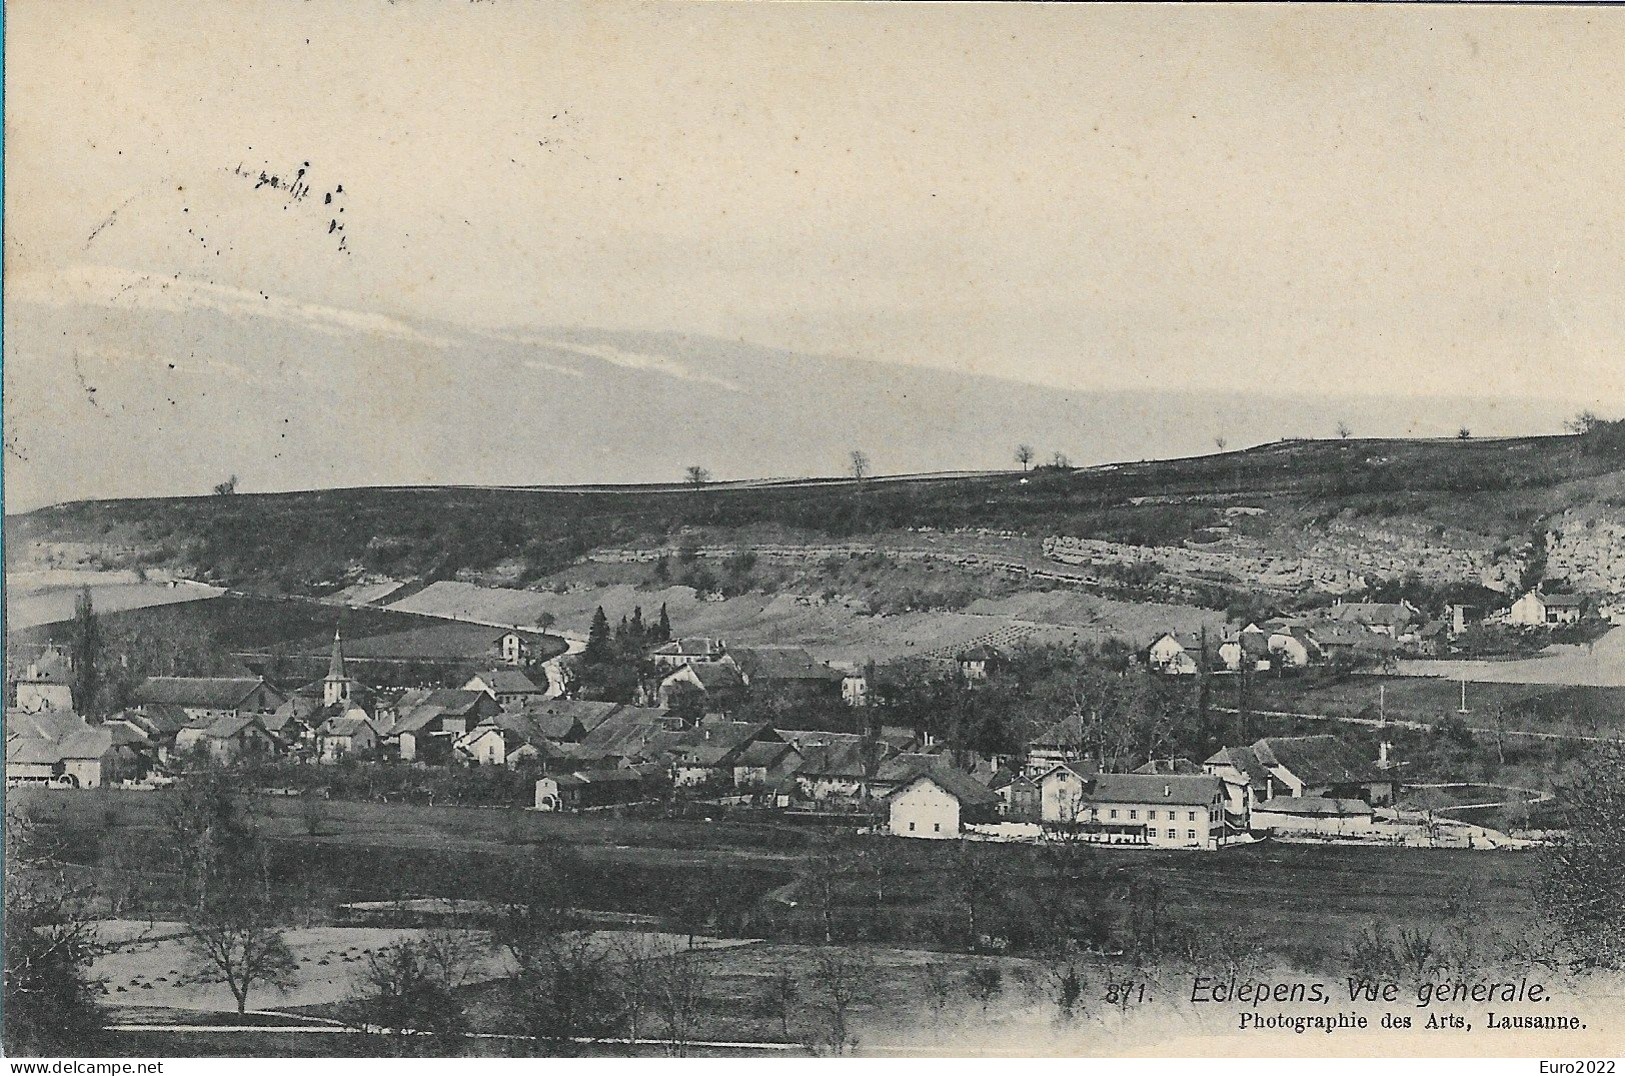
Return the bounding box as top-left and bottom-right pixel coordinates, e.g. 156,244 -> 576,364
7,2 -> 1624,411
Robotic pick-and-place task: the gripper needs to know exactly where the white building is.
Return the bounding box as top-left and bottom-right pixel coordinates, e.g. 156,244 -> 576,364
1147,633 -> 1202,675
1039,767 -> 1228,850
886,769 -> 998,839
1509,591 -> 1586,627
1252,796 -> 1375,837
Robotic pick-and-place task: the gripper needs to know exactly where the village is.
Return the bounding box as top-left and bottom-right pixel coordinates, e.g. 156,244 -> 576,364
9,579 -> 1602,851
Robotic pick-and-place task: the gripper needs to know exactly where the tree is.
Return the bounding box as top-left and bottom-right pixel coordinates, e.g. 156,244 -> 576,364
683,465 -> 711,489
1213,436 -> 1228,452
1049,451 -> 1071,469
70,587 -> 103,719
213,474 -> 239,495
3,803 -> 104,1053
1014,444 -> 1035,471
849,450 -> 870,483
352,939 -> 469,1046
1457,427 -> 1473,441
1543,741 -> 1625,969
1336,421 -> 1353,440
169,775 -> 298,1014
796,947 -> 874,1056
584,606 -> 611,664
655,603 -> 673,643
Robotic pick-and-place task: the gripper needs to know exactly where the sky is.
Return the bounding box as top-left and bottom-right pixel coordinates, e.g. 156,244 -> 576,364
5,2 -> 1624,482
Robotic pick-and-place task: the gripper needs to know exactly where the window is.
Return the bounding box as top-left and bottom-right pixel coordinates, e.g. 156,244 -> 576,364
933,823 -> 941,832
1148,810 -> 1157,820
908,822 -> 915,831
1187,829 -> 1196,840
1167,828 -> 1176,839
1109,809 -> 1118,819
1128,809 -> 1137,819
1188,811 -> 1196,821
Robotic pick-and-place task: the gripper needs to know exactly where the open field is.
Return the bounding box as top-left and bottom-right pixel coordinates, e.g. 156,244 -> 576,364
7,590 -> 566,667
5,569 -> 224,631
387,579 -> 1224,663
1397,626 -> 1625,687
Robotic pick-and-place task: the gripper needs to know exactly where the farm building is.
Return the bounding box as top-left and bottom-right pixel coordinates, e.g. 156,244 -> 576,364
131,676 -> 287,724
316,712 -> 379,763
5,710 -> 119,788
1509,591 -> 1587,627
650,637 -> 729,669
1146,632 -> 1203,675
173,714 -> 278,765
1252,796 -> 1375,837
533,765 -> 662,812
886,768 -> 999,839
1248,735 -> 1398,805
463,668 -> 548,709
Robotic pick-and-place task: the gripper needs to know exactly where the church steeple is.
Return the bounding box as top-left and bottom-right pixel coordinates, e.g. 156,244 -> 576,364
324,628 -> 351,707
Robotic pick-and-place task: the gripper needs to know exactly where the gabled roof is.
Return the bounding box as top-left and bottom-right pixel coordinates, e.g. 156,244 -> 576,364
192,714 -> 260,740
793,738 -> 877,780
318,715 -> 374,738
1325,602 -> 1418,627
1202,745 -> 1273,791
516,698 -> 626,733
8,709 -> 91,743
1029,713 -> 1086,751
730,647 -> 843,683
735,740 -> 796,769
1077,772 -> 1223,807
890,768 -> 1000,807
57,727 -> 115,760
133,677 -> 276,710
1532,592 -> 1586,608
957,644 -> 1002,663
467,669 -> 543,694
7,736 -> 64,765
1251,736 -> 1385,786
872,751 -> 945,785
1133,757 -> 1205,776
652,638 -> 727,658
679,663 -> 745,692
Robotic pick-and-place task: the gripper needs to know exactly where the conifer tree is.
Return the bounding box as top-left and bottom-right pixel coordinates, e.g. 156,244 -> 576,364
585,607 -> 611,664
656,603 -> 673,643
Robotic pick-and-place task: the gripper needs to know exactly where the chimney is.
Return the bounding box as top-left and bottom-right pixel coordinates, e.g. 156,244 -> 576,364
1164,783 -> 1171,797
26,663 -> 38,680
1378,741 -> 1391,769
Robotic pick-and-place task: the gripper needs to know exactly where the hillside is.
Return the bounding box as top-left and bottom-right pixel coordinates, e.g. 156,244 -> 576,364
10,434 -> 1625,617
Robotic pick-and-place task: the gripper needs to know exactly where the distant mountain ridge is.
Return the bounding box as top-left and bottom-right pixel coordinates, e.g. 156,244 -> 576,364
3,283 -> 1576,511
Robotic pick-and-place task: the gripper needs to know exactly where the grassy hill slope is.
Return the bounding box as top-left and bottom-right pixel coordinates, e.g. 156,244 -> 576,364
8,435 -> 1624,606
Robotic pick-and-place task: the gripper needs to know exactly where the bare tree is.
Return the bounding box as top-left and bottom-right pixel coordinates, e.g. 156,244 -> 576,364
642,940 -> 713,1057
1336,421 -> 1353,440
797,947 -> 874,1056
683,465 -> 711,489
169,776 -> 298,1014
1049,451 -> 1071,469
351,938 -> 469,1044
1015,444 -> 1035,471
1544,741 -> 1625,969
849,450 -> 871,483
212,473 -> 239,495
1457,427 -> 1473,441
1213,436 -> 1227,451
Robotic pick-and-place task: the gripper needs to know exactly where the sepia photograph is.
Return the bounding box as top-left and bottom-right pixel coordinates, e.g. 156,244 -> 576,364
3,1 -> 1623,1064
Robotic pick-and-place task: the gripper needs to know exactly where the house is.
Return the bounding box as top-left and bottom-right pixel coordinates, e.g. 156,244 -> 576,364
387,689 -> 503,763
1026,713 -> 1091,777
316,711 -> 379,763
989,769 -> 1041,820
262,696 -> 325,754
956,645 -> 1002,682
492,630 -> 535,667
463,669 -> 547,709
5,710 -> 119,788
1308,624 -> 1400,667
661,721 -> 783,787
12,659 -> 75,713
656,662 -> 745,712
732,740 -> 802,790
533,764 -> 663,812
131,677 -> 287,724
867,752 -> 950,799
1218,627 -> 1272,673
1201,745 -> 1276,815
650,638 -> 728,670
1509,590 -> 1587,627
1038,767 -> 1228,849
1264,625 -> 1321,669
1146,632 -> 1204,676
886,769 -> 999,839
1247,735 -> 1398,805
1413,621 -> 1451,657
172,714 -> 278,765
781,731 -> 887,804
1252,796 -> 1375,837
728,647 -> 846,701
572,704 -> 684,766
1323,600 -> 1422,639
